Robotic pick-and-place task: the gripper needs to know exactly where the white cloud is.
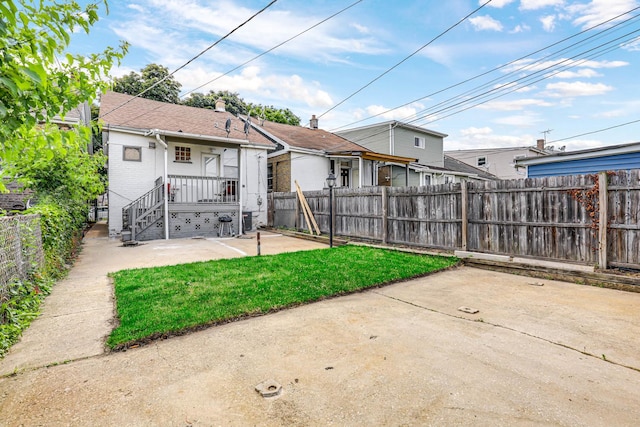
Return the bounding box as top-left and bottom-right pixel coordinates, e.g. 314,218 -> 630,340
502,58 -> 628,73
540,15 -> 556,32
469,15 -> 504,31
567,0 -> 639,29
478,99 -> 554,111
553,69 -> 602,78
447,126 -> 536,150
141,0 -> 387,61
364,103 -> 426,121
622,36 -> 640,51
593,109 -> 626,118
482,0 -> 516,7
127,4 -> 145,12
176,65 -> 333,109
543,81 -> 614,97
493,113 -> 544,126
520,0 -> 565,11
510,24 -> 531,33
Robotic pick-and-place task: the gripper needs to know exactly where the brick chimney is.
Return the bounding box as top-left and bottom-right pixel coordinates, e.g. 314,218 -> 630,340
536,139 -> 545,150
310,115 -> 318,129
215,99 -> 226,112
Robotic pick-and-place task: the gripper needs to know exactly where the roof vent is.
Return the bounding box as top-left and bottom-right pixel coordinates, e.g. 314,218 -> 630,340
310,115 -> 318,129
215,99 -> 226,112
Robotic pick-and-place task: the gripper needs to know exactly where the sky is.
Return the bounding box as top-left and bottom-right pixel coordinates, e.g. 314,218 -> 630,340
69,0 -> 640,152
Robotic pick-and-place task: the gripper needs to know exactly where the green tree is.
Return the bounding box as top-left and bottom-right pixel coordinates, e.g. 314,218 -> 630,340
247,103 -> 301,126
182,90 -> 248,116
112,63 -> 181,103
0,0 -> 126,192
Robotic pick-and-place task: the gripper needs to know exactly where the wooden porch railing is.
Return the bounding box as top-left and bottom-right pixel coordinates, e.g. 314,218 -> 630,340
168,175 -> 238,204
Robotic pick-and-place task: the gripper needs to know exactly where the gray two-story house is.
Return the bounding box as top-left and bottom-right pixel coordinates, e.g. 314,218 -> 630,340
337,121 -> 489,185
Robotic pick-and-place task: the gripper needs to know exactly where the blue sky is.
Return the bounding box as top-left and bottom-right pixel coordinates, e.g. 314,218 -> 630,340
71,0 -> 640,151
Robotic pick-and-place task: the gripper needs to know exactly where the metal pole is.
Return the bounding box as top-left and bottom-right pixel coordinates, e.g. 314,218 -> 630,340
329,186 -> 333,248
257,231 -> 261,256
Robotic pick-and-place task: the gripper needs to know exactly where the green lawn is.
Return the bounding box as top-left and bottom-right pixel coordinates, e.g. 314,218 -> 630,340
107,245 -> 458,349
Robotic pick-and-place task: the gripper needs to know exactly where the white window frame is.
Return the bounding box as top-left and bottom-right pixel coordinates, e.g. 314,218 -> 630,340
175,145 -> 191,162
414,136 -> 425,149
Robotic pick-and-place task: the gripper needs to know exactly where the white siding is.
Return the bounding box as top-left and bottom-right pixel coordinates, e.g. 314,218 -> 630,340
107,130 -> 269,236
290,153 -> 329,191
107,132 -> 163,237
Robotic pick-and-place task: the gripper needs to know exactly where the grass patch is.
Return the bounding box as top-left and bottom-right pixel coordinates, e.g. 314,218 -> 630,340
108,245 -> 458,349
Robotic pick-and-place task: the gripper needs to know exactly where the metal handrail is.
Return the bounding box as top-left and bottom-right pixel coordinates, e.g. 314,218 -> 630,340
168,175 -> 239,204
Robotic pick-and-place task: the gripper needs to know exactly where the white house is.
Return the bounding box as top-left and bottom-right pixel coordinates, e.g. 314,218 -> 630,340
254,116 -> 416,192
100,91 -> 274,241
445,144 -> 548,180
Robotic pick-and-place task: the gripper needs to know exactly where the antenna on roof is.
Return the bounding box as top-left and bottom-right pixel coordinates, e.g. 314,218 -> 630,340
225,118 -> 231,137
541,129 -> 553,143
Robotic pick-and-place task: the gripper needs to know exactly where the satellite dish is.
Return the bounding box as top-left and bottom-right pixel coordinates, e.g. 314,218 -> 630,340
225,118 -> 231,136
244,118 -> 251,135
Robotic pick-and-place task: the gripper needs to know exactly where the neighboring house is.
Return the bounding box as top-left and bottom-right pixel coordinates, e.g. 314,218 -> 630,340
515,141 -> 640,178
337,120 -> 492,185
251,116 -> 416,192
445,143 -> 547,180
100,91 -> 275,241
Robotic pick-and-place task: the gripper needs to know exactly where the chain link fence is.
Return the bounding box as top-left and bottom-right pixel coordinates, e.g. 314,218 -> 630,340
0,215 -> 44,300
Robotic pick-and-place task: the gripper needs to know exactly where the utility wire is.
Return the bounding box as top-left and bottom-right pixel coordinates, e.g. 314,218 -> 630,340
317,0 -> 495,119
99,0 -> 279,119
546,118 -> 640,143
338,11 -> 640,146
181,0 -> 364,100
330,5 -> 640,132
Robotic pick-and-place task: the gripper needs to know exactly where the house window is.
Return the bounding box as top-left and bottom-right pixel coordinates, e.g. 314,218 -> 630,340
414,136 -> 425,149
444,175 -> 454,184
123,146 -> 141,162
175,146 -> 191,162
477,156 -> 487,167
423,175 -> 431,186
267,164 -> 273,191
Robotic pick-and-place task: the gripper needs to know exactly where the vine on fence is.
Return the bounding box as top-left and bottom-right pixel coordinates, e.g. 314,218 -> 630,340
566,172 -> 616,245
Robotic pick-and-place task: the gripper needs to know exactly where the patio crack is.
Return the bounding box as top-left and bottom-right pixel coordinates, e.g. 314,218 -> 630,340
372,290 -> 640,374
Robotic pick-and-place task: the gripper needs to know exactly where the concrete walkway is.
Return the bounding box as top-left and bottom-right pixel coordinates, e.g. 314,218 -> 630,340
0,224 -> 327,375
2,227 -> 640,425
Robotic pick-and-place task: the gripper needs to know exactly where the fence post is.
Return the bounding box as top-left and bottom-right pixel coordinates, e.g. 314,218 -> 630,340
461,180 -> 468,250
294,192 -> 300,231
598,171 -> 608,270
381,186 -> 388,245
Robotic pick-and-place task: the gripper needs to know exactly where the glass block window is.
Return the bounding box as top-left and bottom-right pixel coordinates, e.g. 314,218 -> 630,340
175,146 -> 191,162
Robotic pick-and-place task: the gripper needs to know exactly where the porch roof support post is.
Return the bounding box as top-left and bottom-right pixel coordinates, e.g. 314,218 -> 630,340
358,157 -> 363,188
155,133 -> 170,240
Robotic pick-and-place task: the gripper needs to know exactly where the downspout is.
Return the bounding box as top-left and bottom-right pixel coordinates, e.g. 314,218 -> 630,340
389,123 -> 394,155
155,132 -> 170,240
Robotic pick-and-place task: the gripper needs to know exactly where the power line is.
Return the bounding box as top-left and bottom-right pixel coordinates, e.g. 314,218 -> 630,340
338,10 -> 640,146
180,0 -> 364,100
547,118 -> 640,143
317,0 -> 495,120
99,0 -> 279,120
330,5 -> 640,132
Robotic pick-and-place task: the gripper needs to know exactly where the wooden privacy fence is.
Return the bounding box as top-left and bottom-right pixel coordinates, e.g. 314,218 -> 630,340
268,170 -> 640,269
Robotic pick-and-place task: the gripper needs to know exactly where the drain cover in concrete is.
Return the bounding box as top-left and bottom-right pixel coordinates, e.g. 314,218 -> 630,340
458,306 -> 479,314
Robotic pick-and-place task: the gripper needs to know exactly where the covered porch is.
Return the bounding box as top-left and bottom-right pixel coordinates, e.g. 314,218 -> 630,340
122,175 -> 242,242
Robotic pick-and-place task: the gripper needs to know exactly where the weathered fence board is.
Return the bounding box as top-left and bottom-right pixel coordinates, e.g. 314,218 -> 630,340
268,170 -> 640,268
